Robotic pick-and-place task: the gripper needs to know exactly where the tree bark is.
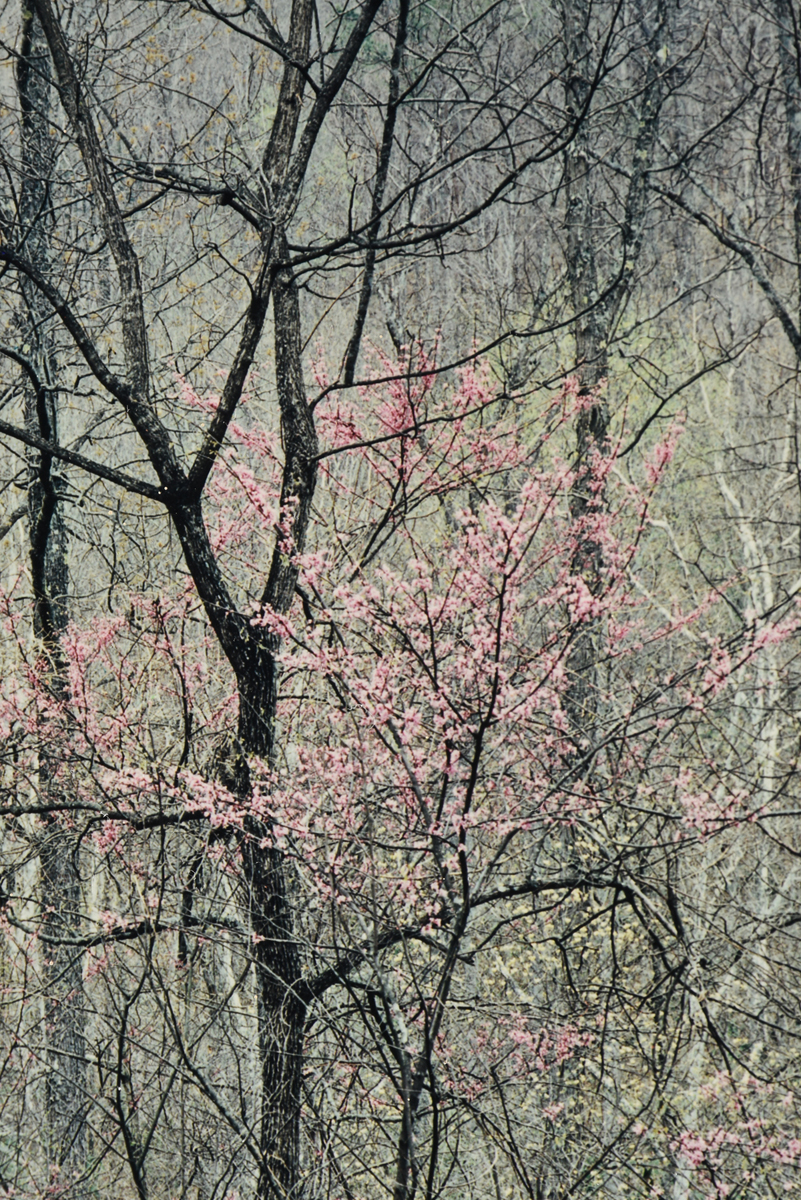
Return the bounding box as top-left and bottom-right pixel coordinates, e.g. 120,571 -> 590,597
774,0 -> 801,323
342,0 -> 409,387
562,0 -> 611,744
562,0 -> 666,743
238,241 -> 318,1200
18,7 -> 87,1192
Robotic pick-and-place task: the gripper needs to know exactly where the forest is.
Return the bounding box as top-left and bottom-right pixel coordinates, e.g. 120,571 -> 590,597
0,0 -> 799,1197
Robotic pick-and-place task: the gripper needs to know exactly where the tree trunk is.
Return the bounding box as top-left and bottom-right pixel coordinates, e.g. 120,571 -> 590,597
775,0 -> 801,323
18,7 -> 87,1192
234,240 -> 318,1200
562,0 -> 666,743
562,0 -> 610,744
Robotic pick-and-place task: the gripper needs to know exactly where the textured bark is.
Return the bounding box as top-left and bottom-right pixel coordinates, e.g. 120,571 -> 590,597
262,0 -> 316,209
18,8 -> 87,1192
239,242 -> 318,1200
39,821 -> 87,1195
242,821 -> 307,1200
562,0 -> 611,744
562,0 -> 666,743
775,0 -> 801,322
242,4 -> 319,1185
563,0 -> 609,397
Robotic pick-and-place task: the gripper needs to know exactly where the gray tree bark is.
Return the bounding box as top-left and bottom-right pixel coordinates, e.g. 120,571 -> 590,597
562,0 -> 667,743
17,6 -> 87,1193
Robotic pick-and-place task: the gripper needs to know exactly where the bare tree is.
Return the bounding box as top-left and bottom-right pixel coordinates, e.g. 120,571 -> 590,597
0,1 -> 586,1195
0,4 -> 799,1200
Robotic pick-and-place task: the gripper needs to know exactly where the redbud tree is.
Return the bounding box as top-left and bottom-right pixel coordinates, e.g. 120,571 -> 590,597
0,350 -> 798,1200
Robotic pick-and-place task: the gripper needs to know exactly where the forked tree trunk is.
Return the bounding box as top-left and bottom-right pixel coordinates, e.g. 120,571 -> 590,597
24,1 -> 368,1194
233,246 -> 318,1200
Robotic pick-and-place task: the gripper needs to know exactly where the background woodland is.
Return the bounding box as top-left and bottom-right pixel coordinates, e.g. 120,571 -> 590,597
0,0 -> 799,1198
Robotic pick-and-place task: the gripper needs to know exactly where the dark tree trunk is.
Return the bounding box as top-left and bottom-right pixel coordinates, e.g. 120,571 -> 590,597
242,815 -> 307,1200
342,0 -> 409,387
775,0 -> 801,322
18,7 -> 87,1192
231,239 -> 317,1200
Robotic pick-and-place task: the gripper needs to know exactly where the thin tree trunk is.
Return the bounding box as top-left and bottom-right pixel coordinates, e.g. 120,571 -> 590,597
18,8 -> 87,1194
562,0 -> 666,743
562,0 -> 610,744
774,0 -> 801,322
342,0 -> 408,387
